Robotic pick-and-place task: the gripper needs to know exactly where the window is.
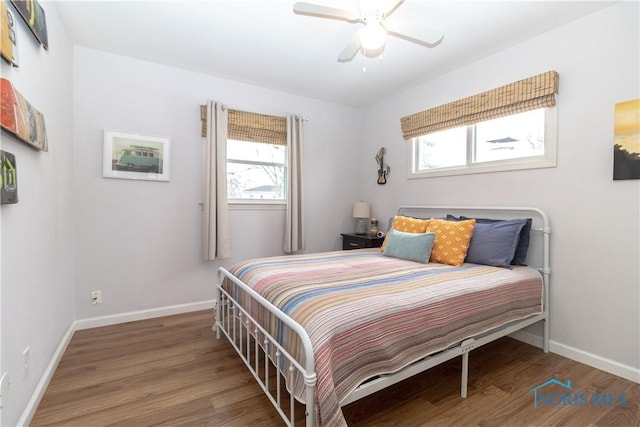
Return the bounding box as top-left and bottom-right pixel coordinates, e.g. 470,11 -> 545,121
402,71 -> 559,178
223,108 -> 288,204
410,107 -> 556,178
227,139 -> 287,203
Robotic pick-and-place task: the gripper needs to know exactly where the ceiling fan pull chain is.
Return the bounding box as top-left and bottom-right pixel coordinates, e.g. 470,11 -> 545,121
362,47 -> 367,72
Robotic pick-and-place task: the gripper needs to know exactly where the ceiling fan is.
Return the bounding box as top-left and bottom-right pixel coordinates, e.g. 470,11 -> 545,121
293,0 -> 444,62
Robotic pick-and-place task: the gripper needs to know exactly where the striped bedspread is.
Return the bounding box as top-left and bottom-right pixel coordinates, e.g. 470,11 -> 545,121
224,249 -> 543,427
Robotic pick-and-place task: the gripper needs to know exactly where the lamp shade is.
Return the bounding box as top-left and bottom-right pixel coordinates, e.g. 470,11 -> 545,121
352,201 -> 370,218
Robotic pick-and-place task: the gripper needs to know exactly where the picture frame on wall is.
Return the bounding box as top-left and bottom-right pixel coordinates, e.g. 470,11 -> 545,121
10,0 -> 48,50
613,98 -> 640,180
103,130 -> 171,182
0,78 -> 47,151
1,2 -> 19,66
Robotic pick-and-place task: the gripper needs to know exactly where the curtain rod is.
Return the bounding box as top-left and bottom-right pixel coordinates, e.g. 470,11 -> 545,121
200,104 -> 309,121
200,104 -> 309,137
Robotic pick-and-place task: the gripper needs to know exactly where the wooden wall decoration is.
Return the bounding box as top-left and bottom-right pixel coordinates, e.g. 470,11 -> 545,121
375,147 -> 390,185
1,2 -> 19,66
1,150 -> 18,204
0,78 -> 48,151
10,0 -> 48,50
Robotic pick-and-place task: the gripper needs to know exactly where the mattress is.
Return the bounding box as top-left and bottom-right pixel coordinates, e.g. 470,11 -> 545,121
223,248 -> 543,426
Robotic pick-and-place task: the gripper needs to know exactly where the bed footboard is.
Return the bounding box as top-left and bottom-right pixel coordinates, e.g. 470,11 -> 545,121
215,267 -> 317,427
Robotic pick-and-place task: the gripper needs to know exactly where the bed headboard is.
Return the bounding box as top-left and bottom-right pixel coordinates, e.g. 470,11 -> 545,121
396,205 -> 550,274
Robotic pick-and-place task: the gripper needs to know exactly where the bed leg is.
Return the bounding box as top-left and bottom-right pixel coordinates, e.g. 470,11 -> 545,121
304,373 -> 317,427
461,352 -> 469,398
543,317 -> 550,353
214,284 -> 221,340
211,270 -> 224,340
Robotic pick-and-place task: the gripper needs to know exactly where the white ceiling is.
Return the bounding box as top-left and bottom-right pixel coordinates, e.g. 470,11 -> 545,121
56,0 -> 616,107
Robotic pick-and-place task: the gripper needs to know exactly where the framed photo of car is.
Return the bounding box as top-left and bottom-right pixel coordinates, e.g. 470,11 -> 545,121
103,130 -> 171,182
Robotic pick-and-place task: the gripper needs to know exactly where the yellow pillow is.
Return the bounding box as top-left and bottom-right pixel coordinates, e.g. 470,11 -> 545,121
381,216 -> 431,251
427,218 -> 476,266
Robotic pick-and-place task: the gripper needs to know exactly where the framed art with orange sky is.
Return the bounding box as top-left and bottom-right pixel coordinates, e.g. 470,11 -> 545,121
613,98 -> 640,180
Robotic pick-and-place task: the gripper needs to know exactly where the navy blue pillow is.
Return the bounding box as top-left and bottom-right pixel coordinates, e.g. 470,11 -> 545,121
466,220 -> 529,267
460,216 -> 532,265
511,219 -> 532,265
447,215 -> 532,266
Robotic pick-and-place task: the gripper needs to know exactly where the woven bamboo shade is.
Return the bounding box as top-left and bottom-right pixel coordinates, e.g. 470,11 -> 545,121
200,105 -> 207,137
228,109 -> 287,146
400,71 -> 559,140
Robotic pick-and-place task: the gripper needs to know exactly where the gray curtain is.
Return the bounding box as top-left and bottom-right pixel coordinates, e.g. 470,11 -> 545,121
203,101 -> 231,260
284,114 -> 304,253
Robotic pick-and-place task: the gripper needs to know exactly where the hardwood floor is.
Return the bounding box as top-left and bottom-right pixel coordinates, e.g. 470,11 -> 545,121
31,310 -> 639,426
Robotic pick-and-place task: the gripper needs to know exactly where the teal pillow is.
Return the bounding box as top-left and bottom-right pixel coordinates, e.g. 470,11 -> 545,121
383,230 -> 435,264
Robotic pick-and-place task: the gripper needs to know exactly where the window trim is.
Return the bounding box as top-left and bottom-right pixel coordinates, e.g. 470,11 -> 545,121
408,106 -> 557,179
228,199 -> 287,207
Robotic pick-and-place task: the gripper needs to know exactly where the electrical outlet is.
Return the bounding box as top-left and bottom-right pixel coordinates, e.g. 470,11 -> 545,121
91,290 -> 102,304
22,347 -> 30,380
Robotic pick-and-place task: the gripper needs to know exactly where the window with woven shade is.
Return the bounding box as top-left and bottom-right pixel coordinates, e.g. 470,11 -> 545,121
403,71 -> 559,178
226,109 -> 288,202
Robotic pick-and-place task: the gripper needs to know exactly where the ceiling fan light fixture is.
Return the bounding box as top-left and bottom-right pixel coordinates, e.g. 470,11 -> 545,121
359,19 -> 387,51
292,1 -> 444,63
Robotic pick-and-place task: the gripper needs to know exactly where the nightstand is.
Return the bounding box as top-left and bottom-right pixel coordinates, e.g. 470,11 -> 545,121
341,233 -> 385,250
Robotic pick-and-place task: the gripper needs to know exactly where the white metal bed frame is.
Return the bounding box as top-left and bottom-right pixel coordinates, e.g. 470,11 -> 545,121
214,206 -> 551,426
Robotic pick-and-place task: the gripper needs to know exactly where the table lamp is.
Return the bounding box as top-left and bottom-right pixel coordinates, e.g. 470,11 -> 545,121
353,201 -> 370,235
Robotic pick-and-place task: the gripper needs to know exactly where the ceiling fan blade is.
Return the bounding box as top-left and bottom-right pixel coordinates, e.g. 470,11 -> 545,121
385,20 -> 444,47
384,0 -> 405,18
337,33 -> 361,62
293,2 -> 358,22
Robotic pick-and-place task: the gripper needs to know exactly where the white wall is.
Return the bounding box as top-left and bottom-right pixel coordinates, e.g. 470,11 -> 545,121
73,47 -> 363,320
0,3 -> 75,426
362,2 -> 639,374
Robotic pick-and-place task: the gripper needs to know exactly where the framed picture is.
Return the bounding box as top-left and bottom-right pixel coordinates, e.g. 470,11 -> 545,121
10,0 -> 48,50
103,130 -> 171,182
613,98 -> 640,180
